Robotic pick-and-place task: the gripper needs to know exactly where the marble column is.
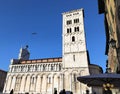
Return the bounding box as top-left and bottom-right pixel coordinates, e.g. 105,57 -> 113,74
20,76 -> 26,93
58,76 -> 60,93
3,76 -> 9,93
40,77 -> 42,93
10,76 -> 16,91
34,76 -> 37,92
36,75 -> 41,93
70,73 -> 72,92
59,74 -> 63,91
52,76 -> 54,94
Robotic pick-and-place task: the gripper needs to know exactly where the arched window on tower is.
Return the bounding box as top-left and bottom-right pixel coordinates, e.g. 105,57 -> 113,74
72,36 -> 75,42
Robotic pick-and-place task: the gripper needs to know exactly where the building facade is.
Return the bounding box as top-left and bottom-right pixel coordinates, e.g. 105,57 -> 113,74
3,9 -> 102,94
98,0 -> 120,73
0,69 -> 7,93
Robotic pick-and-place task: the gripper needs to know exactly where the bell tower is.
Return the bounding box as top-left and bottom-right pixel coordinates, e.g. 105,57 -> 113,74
62,9 -> 89,68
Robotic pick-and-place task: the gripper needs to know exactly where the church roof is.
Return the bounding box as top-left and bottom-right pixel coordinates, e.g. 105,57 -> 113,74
20,57 -> 62,64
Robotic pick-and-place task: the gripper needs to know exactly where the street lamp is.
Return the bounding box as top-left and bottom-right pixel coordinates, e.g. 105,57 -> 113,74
109,38 -> 120,73
103,83 -> 113,94
103,83 -> 114,90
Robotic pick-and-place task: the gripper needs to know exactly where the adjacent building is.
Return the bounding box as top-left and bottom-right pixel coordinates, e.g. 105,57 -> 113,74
3,9 -> 103,94
98,0 -> 120,73
0,69 -> 7,93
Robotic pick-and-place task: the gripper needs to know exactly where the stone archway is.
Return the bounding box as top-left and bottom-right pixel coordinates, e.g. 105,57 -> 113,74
10,75 -> 16,91
36,74 -> 41,93
53,73 -> 60,94
19,74 -> 26,93
41,73 -> 47,93
46,73 -> 52,94
71,70 -> 79,93
63,70 -> 71,91
30,74 -> 36,92
4,75 -> 12,93
24,74 -> 31,92
14,74 -> 22,92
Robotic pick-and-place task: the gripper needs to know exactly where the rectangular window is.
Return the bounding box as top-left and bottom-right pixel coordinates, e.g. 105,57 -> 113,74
67,29 -> 69,33
75,27 -> 77,32
77,27 -> 79,31
66,20 -> 72,25
74,18 -> 79,23
74,27 -> 79,32
67,28 -> 72,33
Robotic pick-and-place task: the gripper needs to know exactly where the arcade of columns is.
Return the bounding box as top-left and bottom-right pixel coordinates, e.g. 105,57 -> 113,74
4,62 -> 87,94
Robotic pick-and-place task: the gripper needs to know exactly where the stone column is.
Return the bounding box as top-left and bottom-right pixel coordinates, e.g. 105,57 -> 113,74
62,74 -> 64,89
32,65 -> 34,72
25,75 -> 31,92
40,77 -> 42,93
9,76 -> 13,91
41,75 -> 47,93
20,76 -> 26,93
36,75 -> 41,93
3,76 -> 9,93
10,76 -> 16,91
52,76 -> 54,94
46,65 -> 48,71
79,70 -> 84,94
26,65 -> 28,72
18,77 -> 22,92
31,65 -> 33,72
19,66 -> 21,72
17,66 -> 19,72
24,76 -> 27,92
54,64 -> 56,71
46,77 -> 48,93
34,76 -> 37,92
41,65 -> 43,71
29,76 -> 32,92
70,73 -> 72,91
40,65 -> 42,71
58,76 -> 60,93
59,74 -> 63,91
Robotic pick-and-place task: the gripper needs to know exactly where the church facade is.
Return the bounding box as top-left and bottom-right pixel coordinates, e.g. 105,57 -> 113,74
3,9 -> 103,94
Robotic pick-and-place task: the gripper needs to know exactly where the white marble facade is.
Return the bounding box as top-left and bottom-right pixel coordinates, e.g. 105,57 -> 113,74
4,62 -> 90,94
3,9 -> 102,94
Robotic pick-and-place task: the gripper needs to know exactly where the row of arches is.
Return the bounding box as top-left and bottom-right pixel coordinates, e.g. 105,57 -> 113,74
10,63 -> 62,73
4,69 -> 87,94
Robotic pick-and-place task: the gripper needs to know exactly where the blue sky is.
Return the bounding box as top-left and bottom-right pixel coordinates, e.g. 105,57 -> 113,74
0,0 -> 107,72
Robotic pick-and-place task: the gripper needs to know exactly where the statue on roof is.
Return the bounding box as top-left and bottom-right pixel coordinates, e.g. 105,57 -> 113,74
18,45 -> 30,60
